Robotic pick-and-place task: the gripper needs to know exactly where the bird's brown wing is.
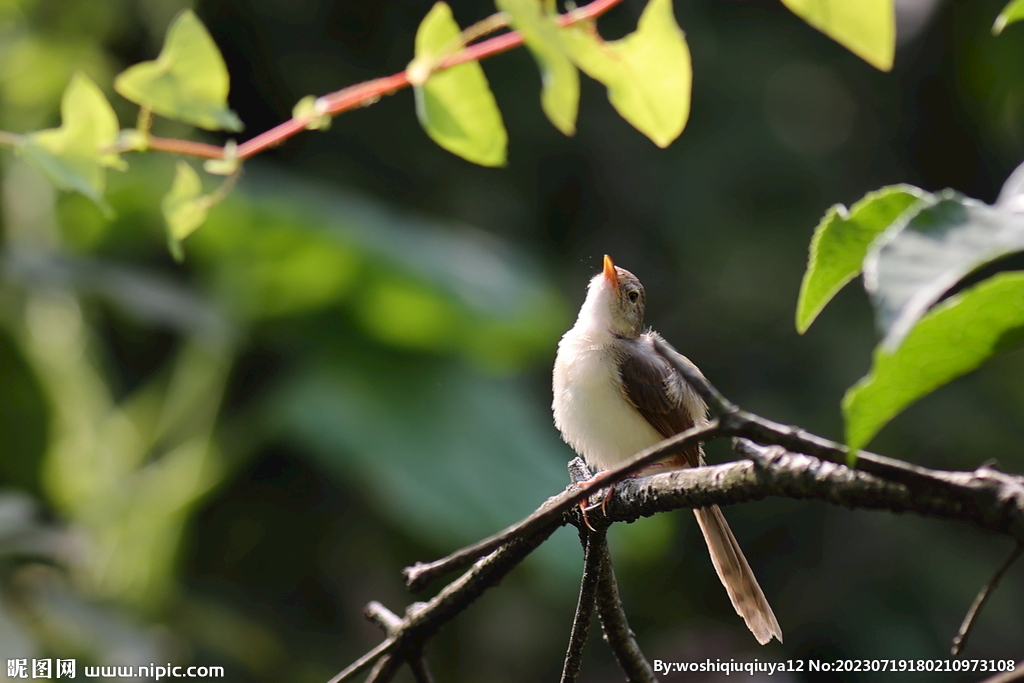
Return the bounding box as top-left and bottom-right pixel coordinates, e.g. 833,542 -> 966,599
618,332 -> 783,644
615,331 -> 708,467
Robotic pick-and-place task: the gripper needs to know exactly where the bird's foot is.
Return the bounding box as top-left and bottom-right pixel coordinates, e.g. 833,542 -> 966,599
577,471 -> 615,532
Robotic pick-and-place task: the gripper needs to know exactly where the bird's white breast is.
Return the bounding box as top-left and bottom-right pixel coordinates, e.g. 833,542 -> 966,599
552,328 -> 665,472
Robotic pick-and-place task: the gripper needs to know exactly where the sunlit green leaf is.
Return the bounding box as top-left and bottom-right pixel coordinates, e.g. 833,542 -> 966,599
843,272 -> 1024,450
561,0 -> 691,147
496,0 -> 579,135
162,162 -> 209,259
18,73 -> 123,211
114,9 -> 243,131
781,0 -> 895,71
411,2 -> 507,166
994,0 -> 1024,35
796,185 -> 927,333
865,190 -> 1024,349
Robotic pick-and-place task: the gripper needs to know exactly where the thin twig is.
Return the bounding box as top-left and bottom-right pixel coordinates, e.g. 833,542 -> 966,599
365,601 -> 403,635
951,544 -> 1024,656
407,654 -> 435,683
236,0 -> 618,157
560,528 -> 603,683
330,520 -> 561,683
403,422 -> 722,590
365,654 -> 402,683
327,638 -> 396,683
592,533 -> 657,682
364,601 -> 435,682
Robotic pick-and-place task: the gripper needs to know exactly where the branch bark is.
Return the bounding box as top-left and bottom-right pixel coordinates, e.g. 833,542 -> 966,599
327,349 -> 1024,683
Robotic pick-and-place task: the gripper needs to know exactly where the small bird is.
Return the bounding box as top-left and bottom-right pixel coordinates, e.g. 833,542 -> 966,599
552,255 -> 782,645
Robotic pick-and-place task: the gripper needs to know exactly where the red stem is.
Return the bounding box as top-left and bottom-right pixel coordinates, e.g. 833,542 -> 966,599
145,0 -> 625,161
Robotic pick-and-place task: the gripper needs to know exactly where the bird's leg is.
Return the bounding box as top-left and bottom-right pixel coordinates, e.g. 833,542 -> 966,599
577,470 -> 615,531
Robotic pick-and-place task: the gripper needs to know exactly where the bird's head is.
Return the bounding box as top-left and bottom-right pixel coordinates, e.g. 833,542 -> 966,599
579,255 -> 646,339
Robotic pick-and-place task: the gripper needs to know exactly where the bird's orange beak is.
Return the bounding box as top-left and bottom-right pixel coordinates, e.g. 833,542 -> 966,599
603,254 -> 620,294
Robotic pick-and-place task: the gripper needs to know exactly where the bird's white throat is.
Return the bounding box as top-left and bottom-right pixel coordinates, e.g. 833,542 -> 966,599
552,274 -> 664,471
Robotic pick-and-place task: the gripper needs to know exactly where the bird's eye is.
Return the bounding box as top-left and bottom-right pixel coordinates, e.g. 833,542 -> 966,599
628,290 -> 639,302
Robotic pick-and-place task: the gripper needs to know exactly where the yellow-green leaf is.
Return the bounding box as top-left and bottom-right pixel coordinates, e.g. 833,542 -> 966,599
496,0 -> 579,135
994,0 -> 1024,35
842,272 -> 1024,451
561,0 -> 691,147
162,162 -> 209,259
781,0 -> 895,72
796,185 -> 927,333
410,2 -> 507,167
18,72 -> 124,211
114,9 -> 243,131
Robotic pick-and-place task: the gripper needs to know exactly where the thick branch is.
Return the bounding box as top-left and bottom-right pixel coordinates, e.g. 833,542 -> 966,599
330,353 -> 1024,683
591,441 -> 1024,539
653,340 -> 1024,543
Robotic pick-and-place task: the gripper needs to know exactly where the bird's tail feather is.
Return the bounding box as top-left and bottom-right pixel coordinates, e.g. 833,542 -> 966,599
693,505 -> 782,645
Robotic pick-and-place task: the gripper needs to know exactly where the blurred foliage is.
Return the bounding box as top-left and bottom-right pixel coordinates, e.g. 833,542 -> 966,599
0,0 -> 1024,682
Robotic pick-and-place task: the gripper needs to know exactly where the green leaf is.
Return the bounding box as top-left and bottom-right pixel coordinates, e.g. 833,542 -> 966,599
994,0 -> 1024,34
796,185 -> 927,333
18,73 -> 124,211
114,9 -> 243,132
496,0 -> 579,135
781,0 -> 895,71
865,190 -> 1024,349
561,0 -> 690,148
409,2 -> 507,166
843,272 -> 1024,450
162,162 -> 209,258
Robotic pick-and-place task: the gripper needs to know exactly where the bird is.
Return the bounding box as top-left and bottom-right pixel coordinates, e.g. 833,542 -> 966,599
552,254 -> 782,645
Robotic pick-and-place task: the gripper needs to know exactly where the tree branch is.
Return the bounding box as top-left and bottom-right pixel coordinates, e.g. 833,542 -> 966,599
591,531 -> 657,683
328,352 -> 1024,683
560,528 -> 603,683
653,339 -> 1024,543
403,422 -> 723,590
136,0 -> 627,162
951,543 -> 1024,656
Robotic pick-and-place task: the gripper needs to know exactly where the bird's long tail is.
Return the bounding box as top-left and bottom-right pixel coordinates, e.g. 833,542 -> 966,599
693,505 -> 782,645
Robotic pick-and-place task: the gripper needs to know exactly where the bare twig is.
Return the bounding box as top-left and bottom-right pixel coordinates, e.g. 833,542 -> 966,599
327,639 -> 395,683
407,655 -> 435,683
560,528 -> 603,683
592,533 -> 657,683
404,422 -> 723,590
328,356 -> 1024,683
951,544 -> 1024,656
364,655 -> 402,683
365,601 -> 403,635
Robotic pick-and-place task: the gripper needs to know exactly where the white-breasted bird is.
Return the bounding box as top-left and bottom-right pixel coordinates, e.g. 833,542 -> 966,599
552,255 -> 782,645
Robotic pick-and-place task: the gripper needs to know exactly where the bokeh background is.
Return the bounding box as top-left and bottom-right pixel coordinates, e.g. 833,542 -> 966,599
1,0 -> 1023,680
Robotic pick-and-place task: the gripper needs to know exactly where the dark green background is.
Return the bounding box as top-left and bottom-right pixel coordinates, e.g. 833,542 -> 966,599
1,0 -> 1022,680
